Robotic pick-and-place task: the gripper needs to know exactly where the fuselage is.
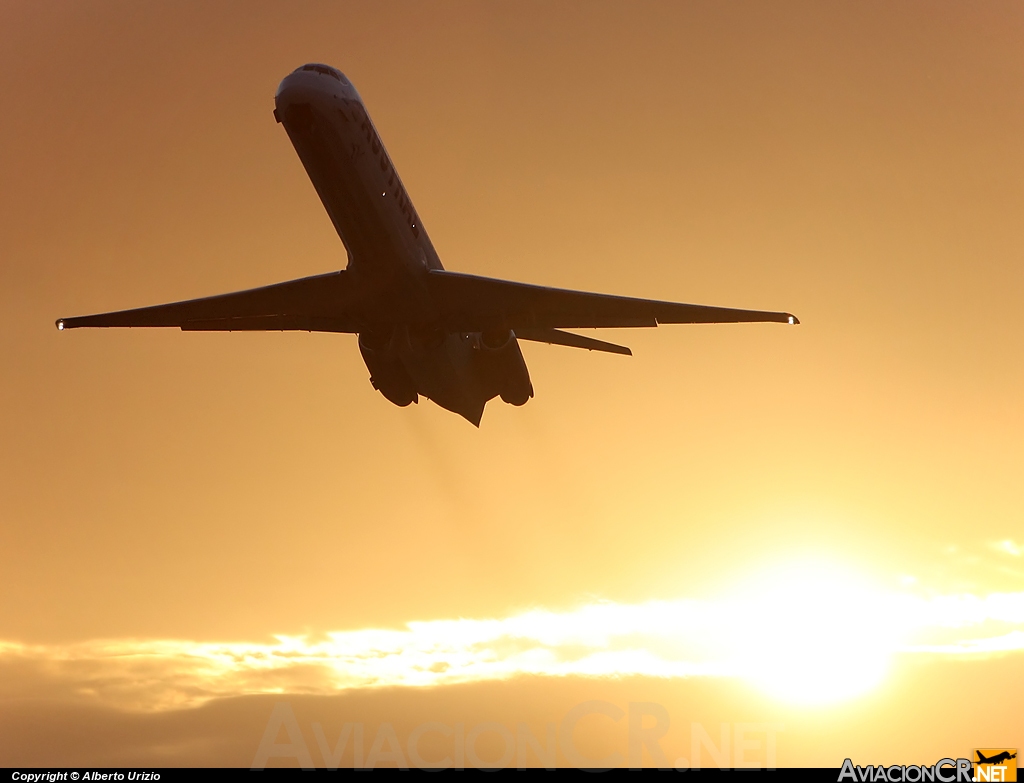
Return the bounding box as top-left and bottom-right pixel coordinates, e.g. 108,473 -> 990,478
275,64 -> 532,424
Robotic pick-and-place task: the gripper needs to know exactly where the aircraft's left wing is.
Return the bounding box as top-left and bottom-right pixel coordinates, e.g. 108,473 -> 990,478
426,270 -> 798,331
57,270 -> 361,333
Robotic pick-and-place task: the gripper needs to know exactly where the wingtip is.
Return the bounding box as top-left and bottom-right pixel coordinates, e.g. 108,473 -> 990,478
786,314 -> 800,325
56,318 -> 65,331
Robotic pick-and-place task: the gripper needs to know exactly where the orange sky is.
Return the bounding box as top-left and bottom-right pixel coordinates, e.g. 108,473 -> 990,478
1,0 -> 1022,768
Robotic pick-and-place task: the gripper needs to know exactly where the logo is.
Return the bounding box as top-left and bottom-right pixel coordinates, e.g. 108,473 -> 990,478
974,749 -> 1017,782
839,758 -> 973,782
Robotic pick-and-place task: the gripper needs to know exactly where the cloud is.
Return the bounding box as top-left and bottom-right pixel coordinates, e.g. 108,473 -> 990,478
990,539 -> 1023,557
902,630 -> 1024,655
3,581 -> 1023,712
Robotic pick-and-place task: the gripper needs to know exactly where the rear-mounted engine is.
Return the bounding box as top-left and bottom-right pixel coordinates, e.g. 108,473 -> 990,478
358,330 -> 418,407
478,329 -> 533,406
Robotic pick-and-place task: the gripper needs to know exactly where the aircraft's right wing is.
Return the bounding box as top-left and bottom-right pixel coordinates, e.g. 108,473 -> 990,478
426,270 -> 798,331
57,270 -> 361,333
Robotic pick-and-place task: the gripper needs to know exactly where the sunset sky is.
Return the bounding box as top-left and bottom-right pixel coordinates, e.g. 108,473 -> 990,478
1,0 -> 1022,768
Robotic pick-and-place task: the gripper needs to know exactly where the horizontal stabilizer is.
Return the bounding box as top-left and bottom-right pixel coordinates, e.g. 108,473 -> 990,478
516,327 -> 631,356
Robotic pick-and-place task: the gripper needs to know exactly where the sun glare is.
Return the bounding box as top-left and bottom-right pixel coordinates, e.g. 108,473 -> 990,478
0,561 -> 1021,712
723,562 -> 899,704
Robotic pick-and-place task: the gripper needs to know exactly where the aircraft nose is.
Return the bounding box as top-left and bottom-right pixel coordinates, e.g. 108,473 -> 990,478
275,63 -> 356,111
274,70 -> 315,110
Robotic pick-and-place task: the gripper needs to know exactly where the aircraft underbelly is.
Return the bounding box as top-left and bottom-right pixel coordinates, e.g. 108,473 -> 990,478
280,108 -> 404,270
275,83 -> 441,324
398,331 -> 489,425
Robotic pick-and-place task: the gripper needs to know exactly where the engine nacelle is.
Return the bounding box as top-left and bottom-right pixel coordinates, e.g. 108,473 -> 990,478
480,328 -> 515,352
358,330 -> 418,407
478,329 -> 533,406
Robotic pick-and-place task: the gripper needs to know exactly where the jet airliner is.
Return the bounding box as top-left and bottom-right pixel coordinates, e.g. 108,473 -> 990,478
57,63 -> 799,425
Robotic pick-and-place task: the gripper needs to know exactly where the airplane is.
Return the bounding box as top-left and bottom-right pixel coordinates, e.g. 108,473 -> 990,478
976,752 -> 1016,765
57,63 -> 799,426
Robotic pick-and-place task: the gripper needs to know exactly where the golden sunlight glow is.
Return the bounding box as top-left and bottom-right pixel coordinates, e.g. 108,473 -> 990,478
3,565 -> 1023,712
991,539 -> 1022,557
721,563 -> 900,704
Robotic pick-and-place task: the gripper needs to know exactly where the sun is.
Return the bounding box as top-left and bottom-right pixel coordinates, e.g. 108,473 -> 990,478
724,561 -> 900,705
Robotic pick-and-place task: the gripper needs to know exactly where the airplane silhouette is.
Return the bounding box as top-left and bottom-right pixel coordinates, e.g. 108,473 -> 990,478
57,63 -> 798,425
977,751 -> 1017,765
